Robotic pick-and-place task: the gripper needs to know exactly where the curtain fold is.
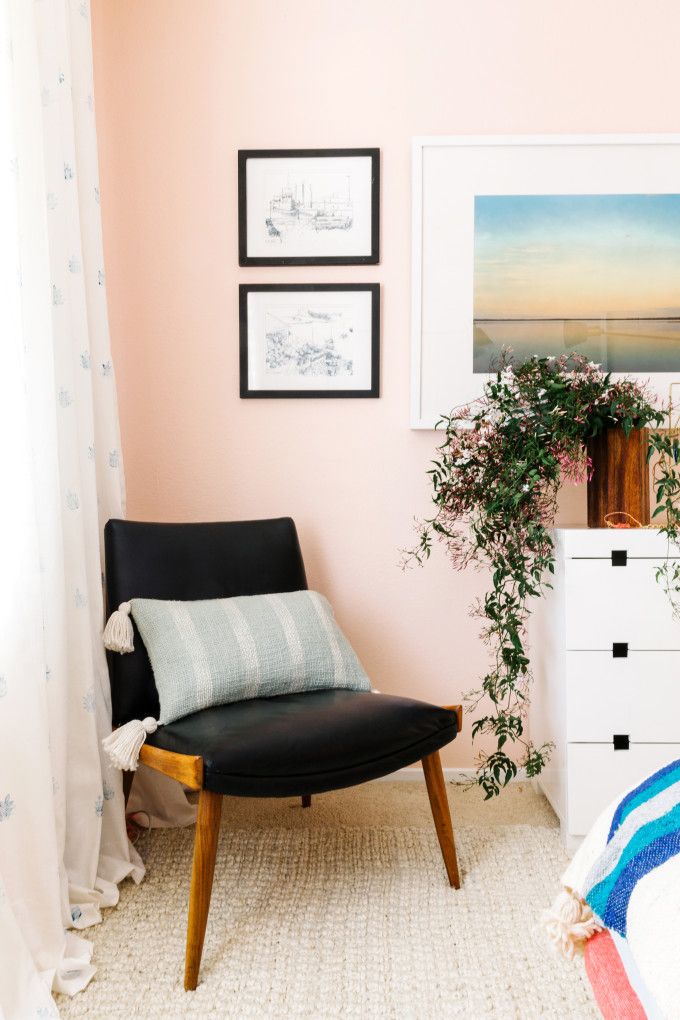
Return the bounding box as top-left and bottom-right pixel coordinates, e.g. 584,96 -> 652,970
0,2 -> 143,1016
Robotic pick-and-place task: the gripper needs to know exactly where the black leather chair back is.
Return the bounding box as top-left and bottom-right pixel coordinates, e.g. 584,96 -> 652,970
104,518 -> 308,726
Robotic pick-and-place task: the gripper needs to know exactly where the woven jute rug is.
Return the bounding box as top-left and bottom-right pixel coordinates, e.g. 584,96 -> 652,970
57,782 -> 597,1019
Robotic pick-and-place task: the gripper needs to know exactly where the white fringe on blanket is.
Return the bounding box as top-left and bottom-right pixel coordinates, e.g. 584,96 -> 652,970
542,887 -> 602,959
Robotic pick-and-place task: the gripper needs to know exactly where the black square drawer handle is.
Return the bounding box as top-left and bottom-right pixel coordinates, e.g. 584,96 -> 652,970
613,734 -> 630,750
611,550 -> 628,566
612,642 -> 628,658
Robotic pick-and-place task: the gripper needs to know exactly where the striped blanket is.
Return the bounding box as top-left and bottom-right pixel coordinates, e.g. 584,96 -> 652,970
544,758 -> 680,1019
583,758 -> 680,937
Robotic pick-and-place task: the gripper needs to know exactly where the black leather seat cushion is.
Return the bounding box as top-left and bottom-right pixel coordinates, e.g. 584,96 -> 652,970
147,689 -> 458,797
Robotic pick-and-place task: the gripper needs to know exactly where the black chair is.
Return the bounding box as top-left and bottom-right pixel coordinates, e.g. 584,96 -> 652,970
104,517 -> 462,990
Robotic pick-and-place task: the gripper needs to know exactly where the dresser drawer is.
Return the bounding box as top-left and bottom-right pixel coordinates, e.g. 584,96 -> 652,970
566,651 -> 680,742
564,559 -> 680,649
560,529 -> 677,558
567,743 -> 680,835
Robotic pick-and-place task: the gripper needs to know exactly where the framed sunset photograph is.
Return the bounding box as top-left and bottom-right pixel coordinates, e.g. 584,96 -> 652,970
411,135 -> 680,428
473,193 -> 680,375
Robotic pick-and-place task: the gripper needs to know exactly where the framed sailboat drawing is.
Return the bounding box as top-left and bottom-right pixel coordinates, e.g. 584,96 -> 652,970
238,149 -> 380,266
239,283 -> 380,398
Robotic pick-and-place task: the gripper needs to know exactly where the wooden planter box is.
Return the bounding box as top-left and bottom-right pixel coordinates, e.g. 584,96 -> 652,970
586,427 -> 650,528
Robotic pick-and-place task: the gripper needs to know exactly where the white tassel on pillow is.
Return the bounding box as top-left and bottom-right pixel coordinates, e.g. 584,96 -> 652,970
103,601 -> 134,654
102,717 -> 158,771
542,887 -> 602,959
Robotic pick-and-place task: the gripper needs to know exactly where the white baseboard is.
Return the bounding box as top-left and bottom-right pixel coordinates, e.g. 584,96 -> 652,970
376,766 -> 529,783
376,766 -> 475,783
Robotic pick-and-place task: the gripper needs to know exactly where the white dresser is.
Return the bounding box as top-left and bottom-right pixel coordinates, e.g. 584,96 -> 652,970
530,528 -> 680,852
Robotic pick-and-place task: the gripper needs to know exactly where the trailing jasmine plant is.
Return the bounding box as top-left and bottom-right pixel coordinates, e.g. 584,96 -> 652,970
409,352 -> 676,799
649,424 -> 680,612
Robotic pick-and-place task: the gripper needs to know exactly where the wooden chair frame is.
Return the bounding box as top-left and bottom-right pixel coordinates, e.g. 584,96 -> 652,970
124,704 -> 463,991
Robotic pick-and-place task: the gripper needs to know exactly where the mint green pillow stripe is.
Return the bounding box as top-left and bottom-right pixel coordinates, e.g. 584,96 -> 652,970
130,590 -> 371,725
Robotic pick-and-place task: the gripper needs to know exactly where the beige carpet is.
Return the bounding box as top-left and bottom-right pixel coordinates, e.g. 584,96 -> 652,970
57,782 -> 598,1019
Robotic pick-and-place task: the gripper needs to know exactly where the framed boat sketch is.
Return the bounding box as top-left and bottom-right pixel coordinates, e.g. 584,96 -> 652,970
238,148 -> 380,266
411,134 -> 680,428
239,283 -> 380,398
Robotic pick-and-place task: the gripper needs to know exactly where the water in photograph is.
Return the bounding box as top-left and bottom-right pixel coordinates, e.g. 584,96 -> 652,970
473,318 -> 680,373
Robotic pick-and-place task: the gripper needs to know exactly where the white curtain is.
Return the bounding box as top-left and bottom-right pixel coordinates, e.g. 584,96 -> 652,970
0,2 -> 144,1017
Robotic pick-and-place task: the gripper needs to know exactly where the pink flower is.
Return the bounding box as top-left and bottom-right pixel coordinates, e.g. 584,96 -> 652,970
556,447 -> 591,485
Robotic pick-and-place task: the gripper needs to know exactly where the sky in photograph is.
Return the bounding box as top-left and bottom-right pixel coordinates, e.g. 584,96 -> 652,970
473,194 -> 680,320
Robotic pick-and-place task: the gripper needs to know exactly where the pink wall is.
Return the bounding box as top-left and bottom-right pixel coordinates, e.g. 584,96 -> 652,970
90,0 -> 680,767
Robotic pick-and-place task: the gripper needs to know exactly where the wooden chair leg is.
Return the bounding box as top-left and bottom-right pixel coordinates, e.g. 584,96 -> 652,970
301,794 -> 312,808
422,751 -> 461,889
184,789 -> 223,990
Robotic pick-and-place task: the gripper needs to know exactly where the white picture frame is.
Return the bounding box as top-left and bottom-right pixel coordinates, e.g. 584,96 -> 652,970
411,134 -> 680,429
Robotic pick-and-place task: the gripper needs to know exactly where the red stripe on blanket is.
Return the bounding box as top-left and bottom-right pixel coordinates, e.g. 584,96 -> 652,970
584,931 -> 646,1019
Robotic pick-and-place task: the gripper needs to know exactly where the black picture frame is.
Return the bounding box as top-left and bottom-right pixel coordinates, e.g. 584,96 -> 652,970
239,283 -> 380,399
238,148 -> 380,266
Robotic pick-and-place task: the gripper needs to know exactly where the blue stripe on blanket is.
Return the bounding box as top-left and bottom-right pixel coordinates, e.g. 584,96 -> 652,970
601,829 -> 680,936
588,799 -> 680,935
607,758 -> 680,842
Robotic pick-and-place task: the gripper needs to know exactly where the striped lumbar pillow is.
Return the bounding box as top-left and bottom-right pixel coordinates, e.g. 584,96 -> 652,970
129,590 -> 371,725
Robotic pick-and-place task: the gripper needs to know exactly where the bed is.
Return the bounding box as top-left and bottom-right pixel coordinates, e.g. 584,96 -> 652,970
543,757 -> 680,1019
